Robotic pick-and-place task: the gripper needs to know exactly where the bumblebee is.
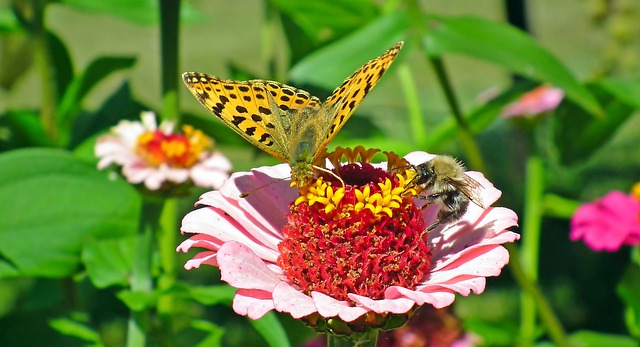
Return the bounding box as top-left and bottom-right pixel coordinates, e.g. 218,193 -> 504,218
407,156 -> 485,231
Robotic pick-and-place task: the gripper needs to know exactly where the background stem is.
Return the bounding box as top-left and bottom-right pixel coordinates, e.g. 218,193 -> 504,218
126,198 -> 165,347
160,0 -> 180,122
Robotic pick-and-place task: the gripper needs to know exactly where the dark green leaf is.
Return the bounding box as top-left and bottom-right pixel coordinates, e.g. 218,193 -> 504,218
599,77 -> 640,109
48,31 -> 74,101
82,235 -> 136,288
423,15 -> 602,117
1,109 -> 52,150
617,264 -> 640,339
289,11 -> 409,90
553,82 -> 634,165
249,312 -> 291,347
192,320 -> 224,347
69,82 -> 144,149
56,56 -> 136,132
0,149 -> 140,278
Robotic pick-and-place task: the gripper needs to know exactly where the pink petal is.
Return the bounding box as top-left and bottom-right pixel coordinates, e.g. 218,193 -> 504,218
217,241 -> 281,291
348,294 -> 415,314
311,292 -> 353,317
311,292 -> 369,322
233,289 -> 276,320
180,203 -> 281,263
272,282 -> 318,319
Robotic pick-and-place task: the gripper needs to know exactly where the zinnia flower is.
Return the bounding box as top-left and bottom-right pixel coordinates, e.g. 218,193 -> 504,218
570,185 -> 640,252
95,111 -> 231,190
178,147 -> 519,333
502,84 -> 564,118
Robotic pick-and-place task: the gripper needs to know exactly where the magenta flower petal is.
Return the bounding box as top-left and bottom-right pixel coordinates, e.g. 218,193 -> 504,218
570,191 -> 640,251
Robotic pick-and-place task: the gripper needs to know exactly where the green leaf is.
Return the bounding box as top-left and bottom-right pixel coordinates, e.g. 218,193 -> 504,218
552,81 -> 634,166
0,149 -> 140,278
1,109 -> 52,150
249,312 -> 291,347
271,0 -> 379,44
60,0 -> 205,25
69,82 -> 145,149
82,234 -> 136,288
188,285 -> 236,306
568,330 -> 638,347
192,320 -> 224,347
423,15 -> 603,117
56,56 -> 136,132
617,264 -> 640,339
422,82 -> 537,149
599,77 -> 640,109
117,289 -> 159,311
48,31 -> 74,102
289,11 -> 409,90
49,317 -> 104,346
0,7 -> 21,32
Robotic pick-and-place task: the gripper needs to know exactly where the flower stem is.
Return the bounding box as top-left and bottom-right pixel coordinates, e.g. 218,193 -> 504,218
326,330 -> 379,347
519,155 -> 543,345
405,0 -> 487,173
30,0 -> 58,143
397,63 -> 426,144
506,244 -> 568,347
127,197 -> 165,347
157,198 -> 178,336
159,0 -> 181,122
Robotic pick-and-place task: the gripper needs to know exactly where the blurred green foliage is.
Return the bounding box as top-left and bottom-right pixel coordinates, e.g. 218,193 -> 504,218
1,0 -> 640,346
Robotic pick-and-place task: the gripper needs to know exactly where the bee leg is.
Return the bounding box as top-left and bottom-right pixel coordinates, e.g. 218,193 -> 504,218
415,193 -> 440,210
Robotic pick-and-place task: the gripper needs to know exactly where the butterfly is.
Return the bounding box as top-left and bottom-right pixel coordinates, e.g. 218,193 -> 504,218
182,41 -> 403,188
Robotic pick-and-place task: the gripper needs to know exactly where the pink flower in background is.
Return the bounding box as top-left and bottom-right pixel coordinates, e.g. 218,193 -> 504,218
570,187 -> 640,252
178,148 -> 519,327
502,84 -> 564,118
95,111 -> 231,190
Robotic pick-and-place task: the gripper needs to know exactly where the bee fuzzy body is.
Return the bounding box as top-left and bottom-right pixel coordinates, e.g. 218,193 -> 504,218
409,156 -> 485,231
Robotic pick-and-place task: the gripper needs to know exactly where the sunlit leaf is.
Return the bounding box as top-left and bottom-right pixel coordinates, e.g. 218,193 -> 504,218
82,235 -> 136,288
249,312 -> 291,347
0,149 -> 140,278
289,11 -> 409,90
423,15 -> 602,117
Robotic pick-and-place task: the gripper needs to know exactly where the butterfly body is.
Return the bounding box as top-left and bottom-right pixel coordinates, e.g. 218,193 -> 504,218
183,42 -> 403,187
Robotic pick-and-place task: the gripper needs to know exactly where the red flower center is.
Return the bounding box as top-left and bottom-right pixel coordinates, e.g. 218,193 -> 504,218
277,159 -> 431,302
135,125 -> 211,168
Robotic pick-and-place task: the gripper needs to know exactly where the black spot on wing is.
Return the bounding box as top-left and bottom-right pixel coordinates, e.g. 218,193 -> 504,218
258,106 -> 272,115
231,115 -> 245,127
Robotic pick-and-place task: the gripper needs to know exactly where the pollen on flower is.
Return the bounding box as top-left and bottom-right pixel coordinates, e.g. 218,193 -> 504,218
278,147 -> 431,302
135,126 -> 212,169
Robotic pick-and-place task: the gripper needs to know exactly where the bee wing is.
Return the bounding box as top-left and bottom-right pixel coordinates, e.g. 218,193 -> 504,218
455,174 -> 486,209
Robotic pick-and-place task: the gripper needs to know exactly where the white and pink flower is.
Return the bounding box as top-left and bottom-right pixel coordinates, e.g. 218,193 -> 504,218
95,111 -> 231,190
178,149 -> 519,325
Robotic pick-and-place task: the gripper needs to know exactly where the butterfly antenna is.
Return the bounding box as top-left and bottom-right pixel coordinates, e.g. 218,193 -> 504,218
239,177 -> 289,198
313,165 -> 345,187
